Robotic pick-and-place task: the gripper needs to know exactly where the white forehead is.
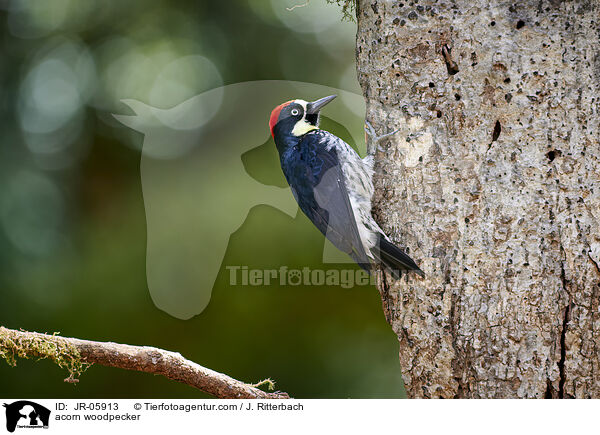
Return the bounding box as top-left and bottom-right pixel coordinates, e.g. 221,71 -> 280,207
294,99 -> 308,110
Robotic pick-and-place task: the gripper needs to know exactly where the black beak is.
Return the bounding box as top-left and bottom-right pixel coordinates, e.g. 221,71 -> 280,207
306,95 -> 336,115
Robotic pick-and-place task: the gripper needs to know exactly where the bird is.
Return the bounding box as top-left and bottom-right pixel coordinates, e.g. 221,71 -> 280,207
269,95 -> 424,278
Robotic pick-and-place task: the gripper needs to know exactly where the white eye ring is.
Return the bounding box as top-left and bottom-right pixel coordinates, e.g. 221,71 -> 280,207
291,108 -> 300,116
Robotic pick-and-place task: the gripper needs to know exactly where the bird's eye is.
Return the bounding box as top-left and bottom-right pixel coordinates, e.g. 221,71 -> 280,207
291,108 -> 300,116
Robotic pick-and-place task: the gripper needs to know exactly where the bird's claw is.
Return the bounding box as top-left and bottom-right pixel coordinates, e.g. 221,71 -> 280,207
365,121 -> 400,154
364,120 -> 377,141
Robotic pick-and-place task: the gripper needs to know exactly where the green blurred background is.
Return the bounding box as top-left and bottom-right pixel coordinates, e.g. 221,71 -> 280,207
0,0 -> 405,398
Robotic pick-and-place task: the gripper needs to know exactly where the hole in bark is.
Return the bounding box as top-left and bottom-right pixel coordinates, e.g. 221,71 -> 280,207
436,110 -> 442,118
505,93 -> 512,102
547,149 -> 561,162
454,94 -> 461,101
504,77 -> 511,83
470,51 -> 478,67
492,120 -> 501,142
442,44 -> 459,75
516,19 -> 525,29
428,82 -> 435,88
490,20 -> 496,26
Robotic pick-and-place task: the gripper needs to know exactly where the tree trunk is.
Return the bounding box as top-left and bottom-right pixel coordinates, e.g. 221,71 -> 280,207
356,0 -> 600,398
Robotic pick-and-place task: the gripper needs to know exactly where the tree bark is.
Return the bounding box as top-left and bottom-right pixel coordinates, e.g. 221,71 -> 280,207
356,0 -> 600,398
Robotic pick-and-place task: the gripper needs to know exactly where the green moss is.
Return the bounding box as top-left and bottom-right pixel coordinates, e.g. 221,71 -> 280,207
252,378 -> 276,391
326,0 -> 356,21
0,328 -> 90,382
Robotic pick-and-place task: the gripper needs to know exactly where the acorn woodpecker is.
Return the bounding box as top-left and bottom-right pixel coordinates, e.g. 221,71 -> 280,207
269,95 -> 424,278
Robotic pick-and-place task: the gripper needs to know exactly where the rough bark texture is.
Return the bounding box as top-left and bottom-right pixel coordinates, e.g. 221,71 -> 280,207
356,0 -> 600,398
0,327 -> 289,399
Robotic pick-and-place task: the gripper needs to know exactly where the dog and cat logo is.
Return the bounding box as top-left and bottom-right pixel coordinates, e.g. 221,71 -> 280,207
3,401 -> 50,432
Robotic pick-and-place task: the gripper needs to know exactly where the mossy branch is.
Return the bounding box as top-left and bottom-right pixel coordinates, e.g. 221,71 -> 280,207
0,326 -> 289,399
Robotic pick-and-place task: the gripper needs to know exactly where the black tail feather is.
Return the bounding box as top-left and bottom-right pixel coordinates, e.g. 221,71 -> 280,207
373,234 -> 424,278
349,252 -> 372,274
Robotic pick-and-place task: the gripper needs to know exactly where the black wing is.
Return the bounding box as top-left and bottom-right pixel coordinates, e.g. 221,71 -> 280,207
290,133 -> 370,268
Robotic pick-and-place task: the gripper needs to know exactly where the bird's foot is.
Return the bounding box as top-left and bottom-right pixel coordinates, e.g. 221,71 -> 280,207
364,121 -> 400,154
